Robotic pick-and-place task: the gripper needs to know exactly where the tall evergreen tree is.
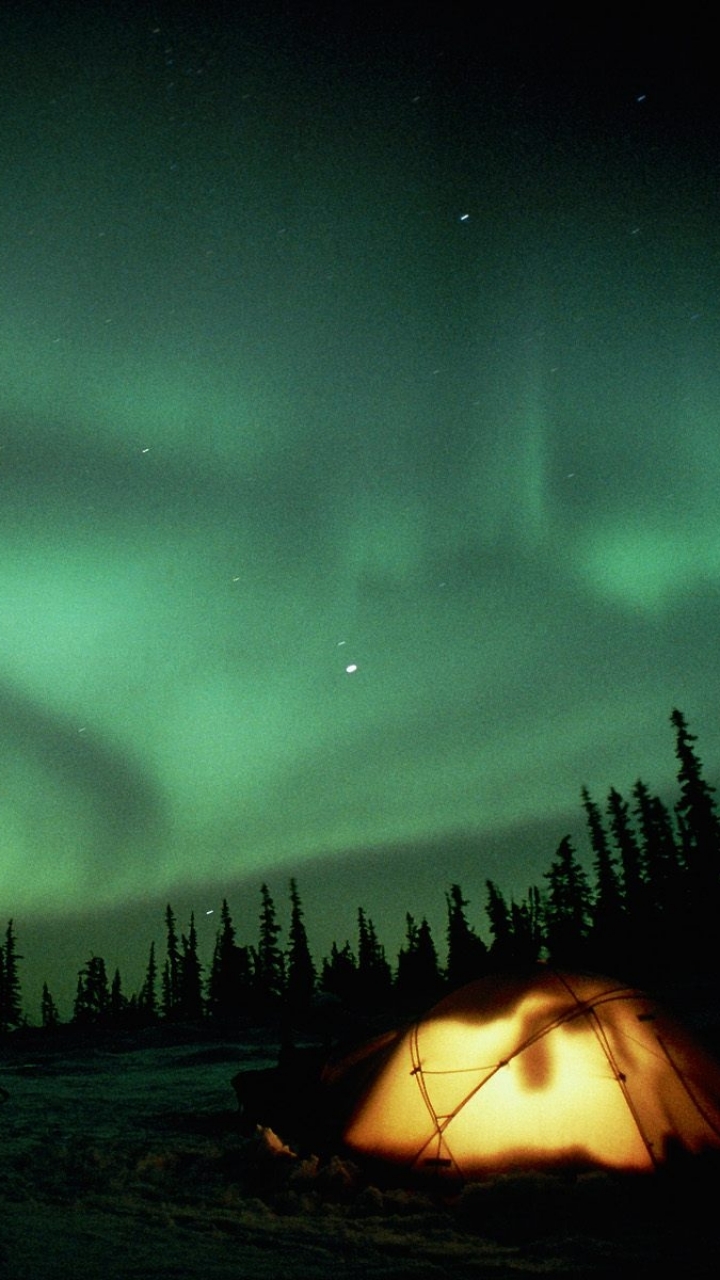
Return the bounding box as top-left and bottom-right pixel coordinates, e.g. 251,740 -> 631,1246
285,879 -> 316,1017
138,941 -> 158,1023
543,836 -> 592,967
252,884 -> 285,1011
163,904 -> 181,1020
606,786 -> 652,978
207,898 -> 253,1022
0,920 -> 22,1032
110,968 -> 126,1024
356,907 -> 393,1010
485,881 -> 514,967
485,882 -> 543,969
445,884 -> 487,989
40,982 -> 60,1030
161,961 -> 172,1020
607,787 -> 647,921
320,940 -> 357,1007
415,916 -> 443,998
509,887 -> 544,965
632,778 -> 689,979
672,710 -> 720,852
73,956 -> 111,1025
207,898 -> 235,1020
671,708 -> 720,965
395,913 -> 442,1011
178,913 -> 204,1020
632,780 -> 683,919
581,786 -> 625,968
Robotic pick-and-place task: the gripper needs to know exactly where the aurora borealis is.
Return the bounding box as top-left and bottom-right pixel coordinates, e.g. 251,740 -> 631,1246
3,5 -> 720,1013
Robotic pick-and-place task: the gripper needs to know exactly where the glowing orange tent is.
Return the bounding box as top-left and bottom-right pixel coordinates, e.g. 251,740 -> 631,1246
336,968 -> 720,1177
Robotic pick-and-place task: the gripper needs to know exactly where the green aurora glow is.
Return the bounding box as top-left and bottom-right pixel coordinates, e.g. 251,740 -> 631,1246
2,6 -> 720,1012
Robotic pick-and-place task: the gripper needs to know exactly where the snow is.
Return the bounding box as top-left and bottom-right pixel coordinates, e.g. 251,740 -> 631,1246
1,1036 -> 718,1278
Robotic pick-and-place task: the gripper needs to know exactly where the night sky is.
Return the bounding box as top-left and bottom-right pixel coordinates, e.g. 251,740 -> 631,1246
3,4 -> 720,1016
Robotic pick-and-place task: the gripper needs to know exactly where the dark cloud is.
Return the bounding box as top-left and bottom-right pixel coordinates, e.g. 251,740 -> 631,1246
0,680 -> 164,864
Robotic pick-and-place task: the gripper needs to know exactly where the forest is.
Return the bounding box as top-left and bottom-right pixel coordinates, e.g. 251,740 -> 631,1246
1,707 -> 719,1035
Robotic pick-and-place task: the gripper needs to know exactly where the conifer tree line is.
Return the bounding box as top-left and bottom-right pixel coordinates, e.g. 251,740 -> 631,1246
1,708 -> 719,1033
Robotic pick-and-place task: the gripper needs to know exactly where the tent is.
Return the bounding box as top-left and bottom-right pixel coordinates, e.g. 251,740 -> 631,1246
333,968 -> 720,1178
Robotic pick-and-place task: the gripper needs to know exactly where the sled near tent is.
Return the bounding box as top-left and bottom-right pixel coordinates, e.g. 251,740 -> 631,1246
329,968 -> 720,1179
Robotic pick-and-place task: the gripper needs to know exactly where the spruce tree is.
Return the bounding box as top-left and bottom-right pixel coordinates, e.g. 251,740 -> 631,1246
40,982 -> 60,1030
207,899 -> 234,1020
485,882 -> 543,969
138,942 -> 158,1023
485,881 -> 514,967
415,917 -> 442,997
396,914 -> 442,1011
110,968 -> 126,1024
632,781 -> 683,920
163,905 -> 181,1020
356,907 -> 393,1011
445,884 -> 487,989
396,914 -> 420,1010
320,941 -> 357,1007
0,920 -> 22,1032
581,786 -> 625,969
73,956 -> 111,1025
207,899 -> 253,1022
509,887 -> 543,965
606,786 -> 653,978
285,879 -> 316,1017
179,913 -> 204,1020
252,884 -> 285,1012
671,708 -> 720,966
607,787 -> 647,921
161,960 -> 172,1021
543,836 -> 592,967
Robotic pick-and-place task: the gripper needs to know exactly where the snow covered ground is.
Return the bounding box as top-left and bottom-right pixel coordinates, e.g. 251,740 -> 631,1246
1,1035 -> 718,1278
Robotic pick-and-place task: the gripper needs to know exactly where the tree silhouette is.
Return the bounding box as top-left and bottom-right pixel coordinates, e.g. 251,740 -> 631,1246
581,787 -> 625,968
162,904 -> 181,1020
110,968 -> 126,1024
73,955 -> 111,1026
445,884 -> 487,989
396,913 -> 442,1011
320,940 -> 357,1007
509,887 -> 544,965
632,782 -> 683,914
607,788 -> 646,920
178,913 -> 204,1021
40,982 -> 60,1030
356,907 -> 393,1011
138,941 -> 158,1024
485,880 -> 514,967
285,879 -> 316,1018
485,882 -> 542,968
252,884 -> 285,1013
605,786 -> 652,978
207,898 -> 253,1023
0,920 -> 22,1032
543,836 -> 592,967
671,707 -> 720,967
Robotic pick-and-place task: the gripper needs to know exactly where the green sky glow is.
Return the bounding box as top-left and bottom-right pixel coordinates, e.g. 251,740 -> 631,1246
2,6 -> 720,1012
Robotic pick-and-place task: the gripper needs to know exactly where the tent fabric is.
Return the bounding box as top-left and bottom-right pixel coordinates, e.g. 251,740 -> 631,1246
338,968 -> 720,1178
